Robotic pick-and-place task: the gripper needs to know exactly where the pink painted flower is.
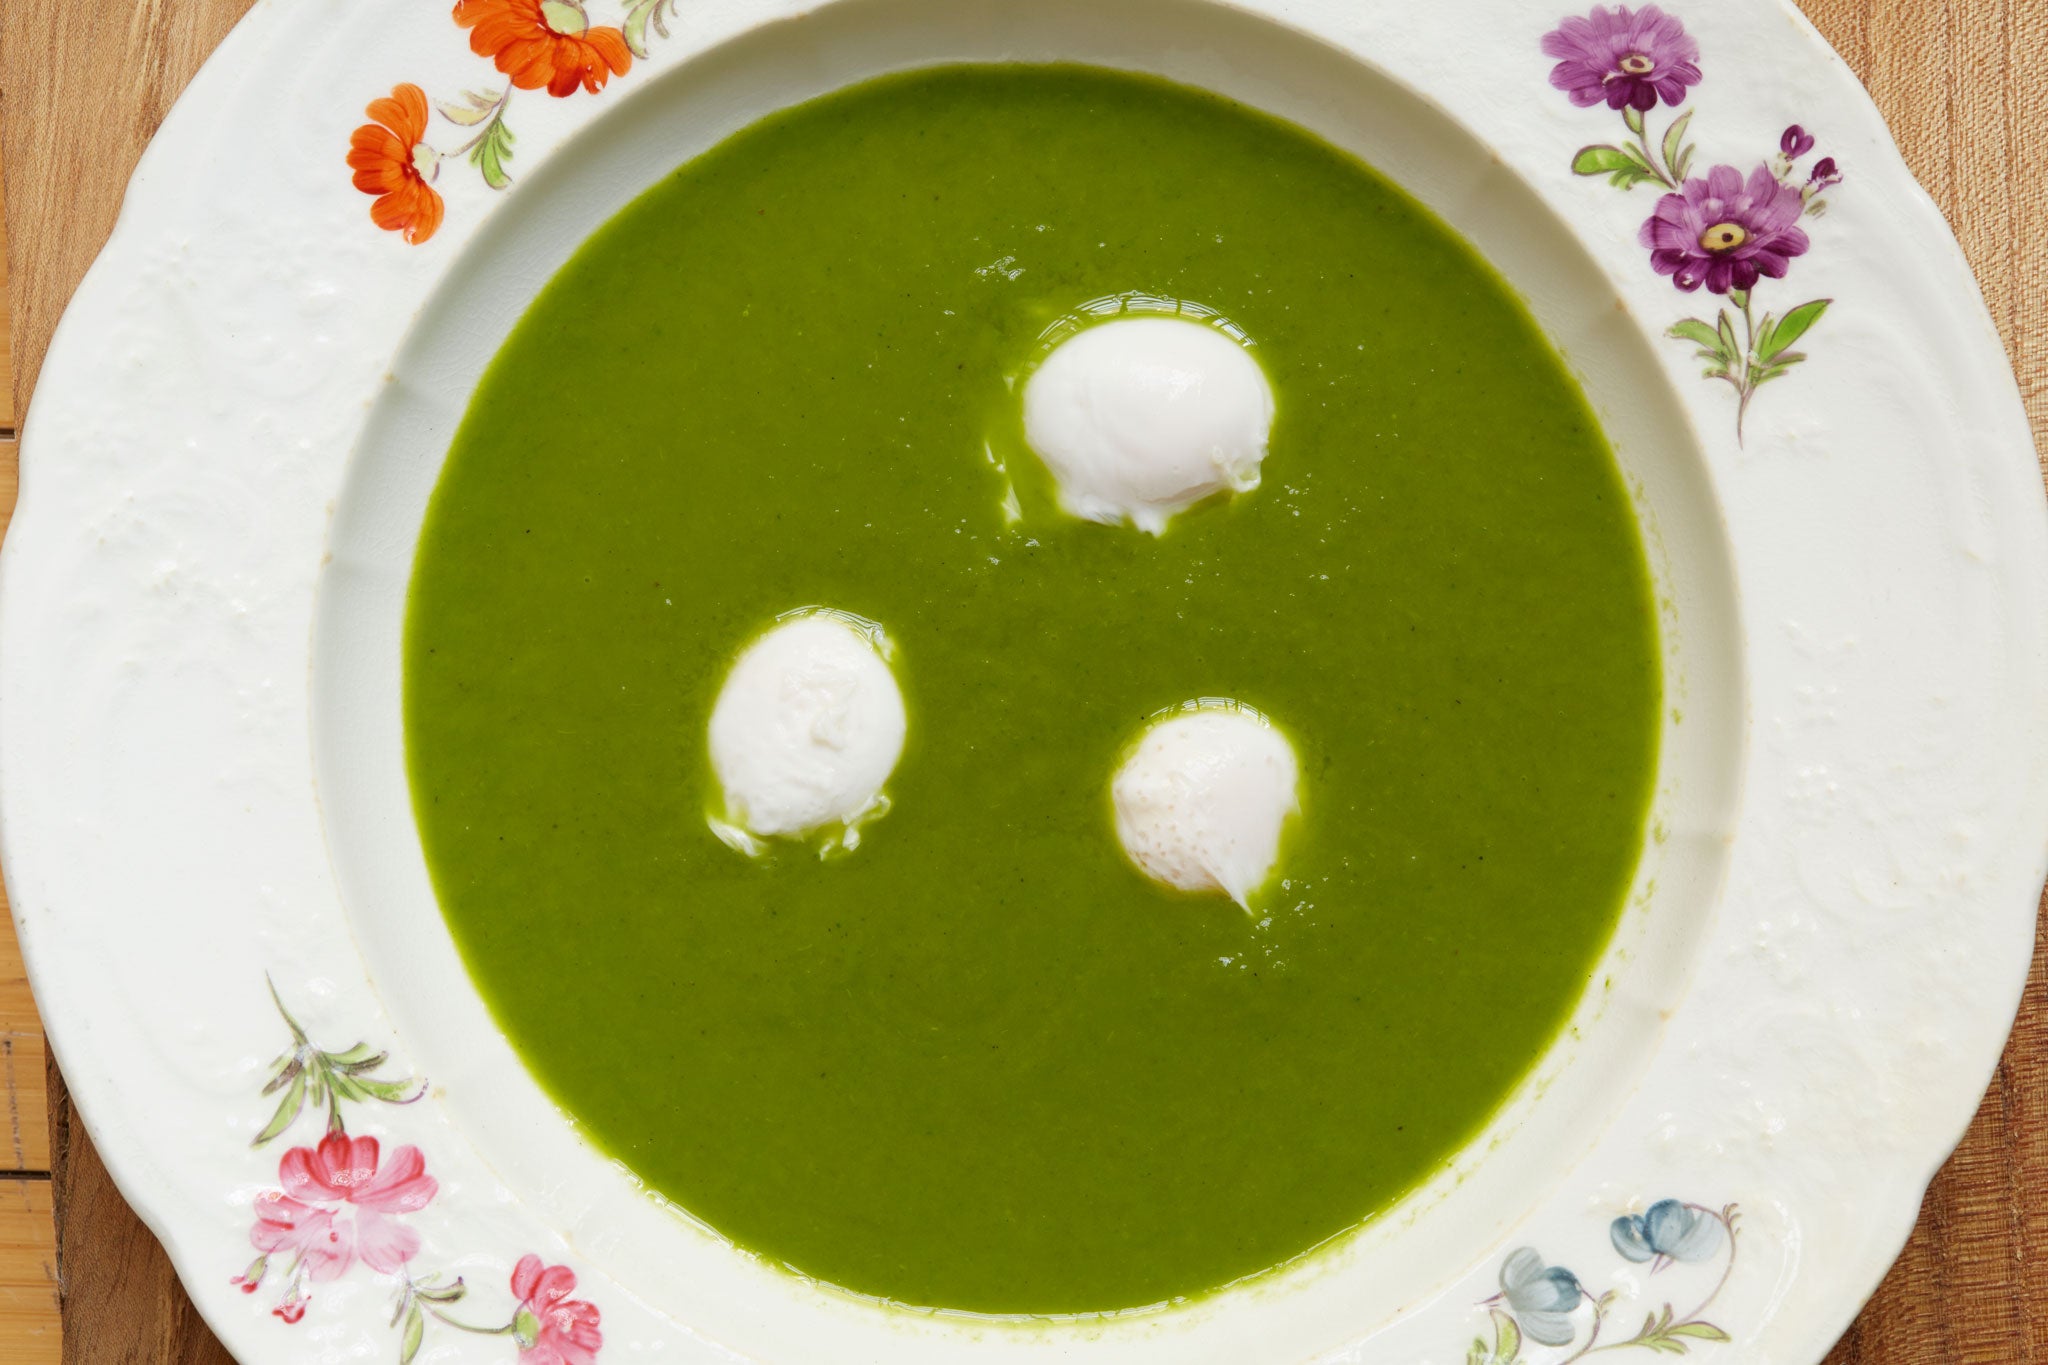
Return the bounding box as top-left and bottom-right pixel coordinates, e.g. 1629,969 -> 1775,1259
1641,163 -> 1810,293
273,1291 -> 310,1324
248,1132 -> 438,1285
1542,5 -> 1702,111
510,1254 -> 603,1365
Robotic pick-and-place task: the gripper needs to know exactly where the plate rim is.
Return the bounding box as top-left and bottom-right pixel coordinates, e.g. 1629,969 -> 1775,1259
3,0 -> 2044,1361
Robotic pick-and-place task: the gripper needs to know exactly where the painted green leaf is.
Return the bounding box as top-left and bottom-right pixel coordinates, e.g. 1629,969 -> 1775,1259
400,1302 -> 426,1365
1661,110 -> 1693,181
327,1041 -> 382,1067
471,115 -> 517,191
1668,319 -> 1724,354
1467,1341 -> 1487,1365
252,1069 -> 306,1147
1624,105 -> 1646,136
1715,311 -> 1740,360
624,0 -> 678,59
1759,299 -> 1830,358
1756,351 -> 1808,383
1572,142 -> 1658,188
261,1055 -> 304,1097
624,3 -> 655,59
1493,1309 -> 1523,1363
1668,1321 -> 1733,1342
1753,312 -> 1778,355
327,1070 -> 370,1103
437,90 -> 502,127
352,1075 -> 424,1104
1572,144 -> 1644,176
1674,143 -> 1695,181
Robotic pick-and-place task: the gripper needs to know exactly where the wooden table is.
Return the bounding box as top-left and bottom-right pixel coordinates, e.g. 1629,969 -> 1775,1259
2,1 -> 2043,1360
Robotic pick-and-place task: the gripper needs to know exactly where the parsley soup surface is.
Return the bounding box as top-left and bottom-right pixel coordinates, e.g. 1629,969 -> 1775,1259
405,65 -> 1661,1314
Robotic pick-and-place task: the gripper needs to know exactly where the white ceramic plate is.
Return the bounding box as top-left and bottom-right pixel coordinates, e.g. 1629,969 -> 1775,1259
4,1 -> 2044,1361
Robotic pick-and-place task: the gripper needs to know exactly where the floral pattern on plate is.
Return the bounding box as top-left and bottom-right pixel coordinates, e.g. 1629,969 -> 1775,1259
347,0 -> 681,244
350,0 -> 1848,443
231,981 -> 605,1364
1465,1200 -> 1739,1362
1543,4 -> 1844,441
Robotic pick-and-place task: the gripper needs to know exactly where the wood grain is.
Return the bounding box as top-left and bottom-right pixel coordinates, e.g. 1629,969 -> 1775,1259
0,81 -> 57,1365
0,1180 -> 59,1365
0,1 -> 2041,1361
0,882 -> 49,1175
0,133 -> 15,434
43,1063 -> 233,1365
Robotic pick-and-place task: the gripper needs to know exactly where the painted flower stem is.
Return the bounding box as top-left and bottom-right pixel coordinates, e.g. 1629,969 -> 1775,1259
352,0 -> 641,239
1637,1205 -> 1741,1335
1587,1205 -> 1738,1356
1733,293 -> 1759,443
241,977 -> 604,1361
425,1308 -> 512,1335
268,975 -> 308,1045
1548,5 -> 1841,441
255,978 -> 422,1146
1554,1297 -> 1607,1364
1474,1201 -> 1738,1361
264,975 -> 348,1135
443,88 -> 513,158
1621,107 -> 1679,189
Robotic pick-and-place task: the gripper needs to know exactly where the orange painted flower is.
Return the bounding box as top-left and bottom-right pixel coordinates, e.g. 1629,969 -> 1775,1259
346,85 -> 444,245
453,0 -> 632,98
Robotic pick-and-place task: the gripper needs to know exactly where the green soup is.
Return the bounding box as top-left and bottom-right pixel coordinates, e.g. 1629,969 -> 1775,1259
406,65 -> 1660,1314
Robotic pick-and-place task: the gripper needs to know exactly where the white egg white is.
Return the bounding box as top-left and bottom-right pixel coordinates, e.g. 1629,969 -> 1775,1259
1111,702 -> 1300,908
1022,315 -> 1275,534
707,611 -> 905,854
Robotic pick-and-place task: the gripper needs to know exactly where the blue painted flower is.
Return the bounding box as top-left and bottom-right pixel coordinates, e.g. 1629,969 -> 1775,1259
1498,1247 -> 1585,1347
1611,1199 -> 1725,1265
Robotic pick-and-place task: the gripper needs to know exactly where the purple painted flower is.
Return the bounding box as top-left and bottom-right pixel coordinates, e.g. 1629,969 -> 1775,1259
1642,163 -> 1810,293
1780,124 -> 1815,158
1808,155 -> 1842,189
1543,5 -> 1703,111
